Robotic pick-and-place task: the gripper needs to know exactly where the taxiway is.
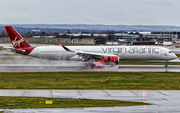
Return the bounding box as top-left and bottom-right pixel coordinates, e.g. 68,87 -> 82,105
1,90 -> 180,113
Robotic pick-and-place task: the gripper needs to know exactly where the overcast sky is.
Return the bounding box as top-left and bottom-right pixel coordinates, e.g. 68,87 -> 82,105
0,0 -> 180,26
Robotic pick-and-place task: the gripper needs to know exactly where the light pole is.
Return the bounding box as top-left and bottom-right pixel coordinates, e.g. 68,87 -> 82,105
169,28 -> 170,42
163,28 -> 165,43
171,28 -> 173,42
176,28 -> 178,43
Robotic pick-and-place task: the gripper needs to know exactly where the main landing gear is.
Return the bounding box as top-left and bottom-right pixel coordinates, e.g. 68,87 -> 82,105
165,61 -> 168,67
85,63 -> 96,69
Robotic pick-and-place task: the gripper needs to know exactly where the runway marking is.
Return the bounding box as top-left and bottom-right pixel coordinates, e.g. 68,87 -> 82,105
103,90 -> 112,96
157,90 -> 168,96
130,90 -> 140,96
22,90 -> 26,96
51,90 -> 53,97
77,90 -> 82,96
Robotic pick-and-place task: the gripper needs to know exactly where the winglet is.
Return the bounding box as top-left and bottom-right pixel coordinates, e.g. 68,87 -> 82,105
57,43 -> 73,52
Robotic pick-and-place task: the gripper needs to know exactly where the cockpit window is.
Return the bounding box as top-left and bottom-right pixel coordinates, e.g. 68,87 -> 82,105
169,51 -> 173,53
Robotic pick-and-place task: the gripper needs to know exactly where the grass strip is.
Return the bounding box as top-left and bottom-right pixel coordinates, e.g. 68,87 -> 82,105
0,97 -> 150,109
176,54 -> 180,57
0,72 -> 180,89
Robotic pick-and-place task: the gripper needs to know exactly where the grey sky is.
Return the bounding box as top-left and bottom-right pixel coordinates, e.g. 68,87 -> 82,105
0,0 -> 180,25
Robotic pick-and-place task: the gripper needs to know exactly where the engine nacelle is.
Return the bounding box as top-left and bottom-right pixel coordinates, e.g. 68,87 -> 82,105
102,56 -> 119,65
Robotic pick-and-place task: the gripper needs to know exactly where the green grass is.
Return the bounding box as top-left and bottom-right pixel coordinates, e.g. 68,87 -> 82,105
176,54 -> 180,57
0,72 -> 180,90
0,97 -> 150,109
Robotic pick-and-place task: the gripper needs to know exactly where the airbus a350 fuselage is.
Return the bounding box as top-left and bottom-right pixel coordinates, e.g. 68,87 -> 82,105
28,46 -> 176,61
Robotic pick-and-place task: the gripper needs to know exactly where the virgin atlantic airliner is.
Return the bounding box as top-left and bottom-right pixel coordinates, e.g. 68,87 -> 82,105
4,26 -> 177,68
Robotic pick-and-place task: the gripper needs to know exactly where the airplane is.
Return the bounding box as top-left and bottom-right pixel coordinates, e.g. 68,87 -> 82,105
4,26 -> 177,68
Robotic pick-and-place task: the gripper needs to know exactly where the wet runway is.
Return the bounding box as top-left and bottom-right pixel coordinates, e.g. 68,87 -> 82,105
0,64 -> 180,72
1,90 -> 180,113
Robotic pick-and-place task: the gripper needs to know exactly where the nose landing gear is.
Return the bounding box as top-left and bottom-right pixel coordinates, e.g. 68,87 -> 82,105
165,61 -> 168,67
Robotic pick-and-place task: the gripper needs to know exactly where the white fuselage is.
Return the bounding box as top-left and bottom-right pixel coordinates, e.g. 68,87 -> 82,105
28,46 -> 177,61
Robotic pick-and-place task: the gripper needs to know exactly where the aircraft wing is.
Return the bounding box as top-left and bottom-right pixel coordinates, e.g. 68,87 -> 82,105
58,43 -> 117,59
75,50 -> 117,59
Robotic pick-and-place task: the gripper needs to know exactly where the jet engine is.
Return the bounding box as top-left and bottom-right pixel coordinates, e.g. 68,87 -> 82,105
102,56 -> 119,65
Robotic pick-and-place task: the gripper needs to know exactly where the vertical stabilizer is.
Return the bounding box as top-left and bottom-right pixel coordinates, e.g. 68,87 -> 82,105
4,26 -> 31,48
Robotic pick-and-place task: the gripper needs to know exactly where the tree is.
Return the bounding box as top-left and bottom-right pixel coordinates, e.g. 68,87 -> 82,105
41,32 -> 45,36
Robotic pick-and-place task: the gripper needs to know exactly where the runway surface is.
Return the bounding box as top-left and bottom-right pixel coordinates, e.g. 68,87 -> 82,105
0,64 -> 180,72
1,90 -> 180,113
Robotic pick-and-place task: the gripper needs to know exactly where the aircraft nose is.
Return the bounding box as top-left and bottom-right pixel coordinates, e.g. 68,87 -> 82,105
172,53 -> 177,59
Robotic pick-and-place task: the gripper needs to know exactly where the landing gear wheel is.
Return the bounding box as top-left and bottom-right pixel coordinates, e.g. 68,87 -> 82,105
165,61 -> 168,67
85,63 -> 96,69
165,64 -> 168,67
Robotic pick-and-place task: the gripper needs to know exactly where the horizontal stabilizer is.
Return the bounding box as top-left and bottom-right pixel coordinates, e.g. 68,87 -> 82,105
3,47 -> 26,53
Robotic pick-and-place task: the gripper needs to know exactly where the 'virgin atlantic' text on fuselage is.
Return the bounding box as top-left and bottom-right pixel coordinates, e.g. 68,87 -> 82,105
102,47 -> 160,55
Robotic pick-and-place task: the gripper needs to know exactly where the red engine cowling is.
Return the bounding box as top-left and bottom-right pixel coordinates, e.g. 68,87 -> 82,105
102,56 -> 119,65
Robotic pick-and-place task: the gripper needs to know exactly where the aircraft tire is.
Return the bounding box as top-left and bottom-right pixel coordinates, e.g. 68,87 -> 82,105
165,64 -> 168,67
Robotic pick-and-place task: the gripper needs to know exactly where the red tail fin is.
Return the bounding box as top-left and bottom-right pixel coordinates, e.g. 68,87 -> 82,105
4,26 -> 31,48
